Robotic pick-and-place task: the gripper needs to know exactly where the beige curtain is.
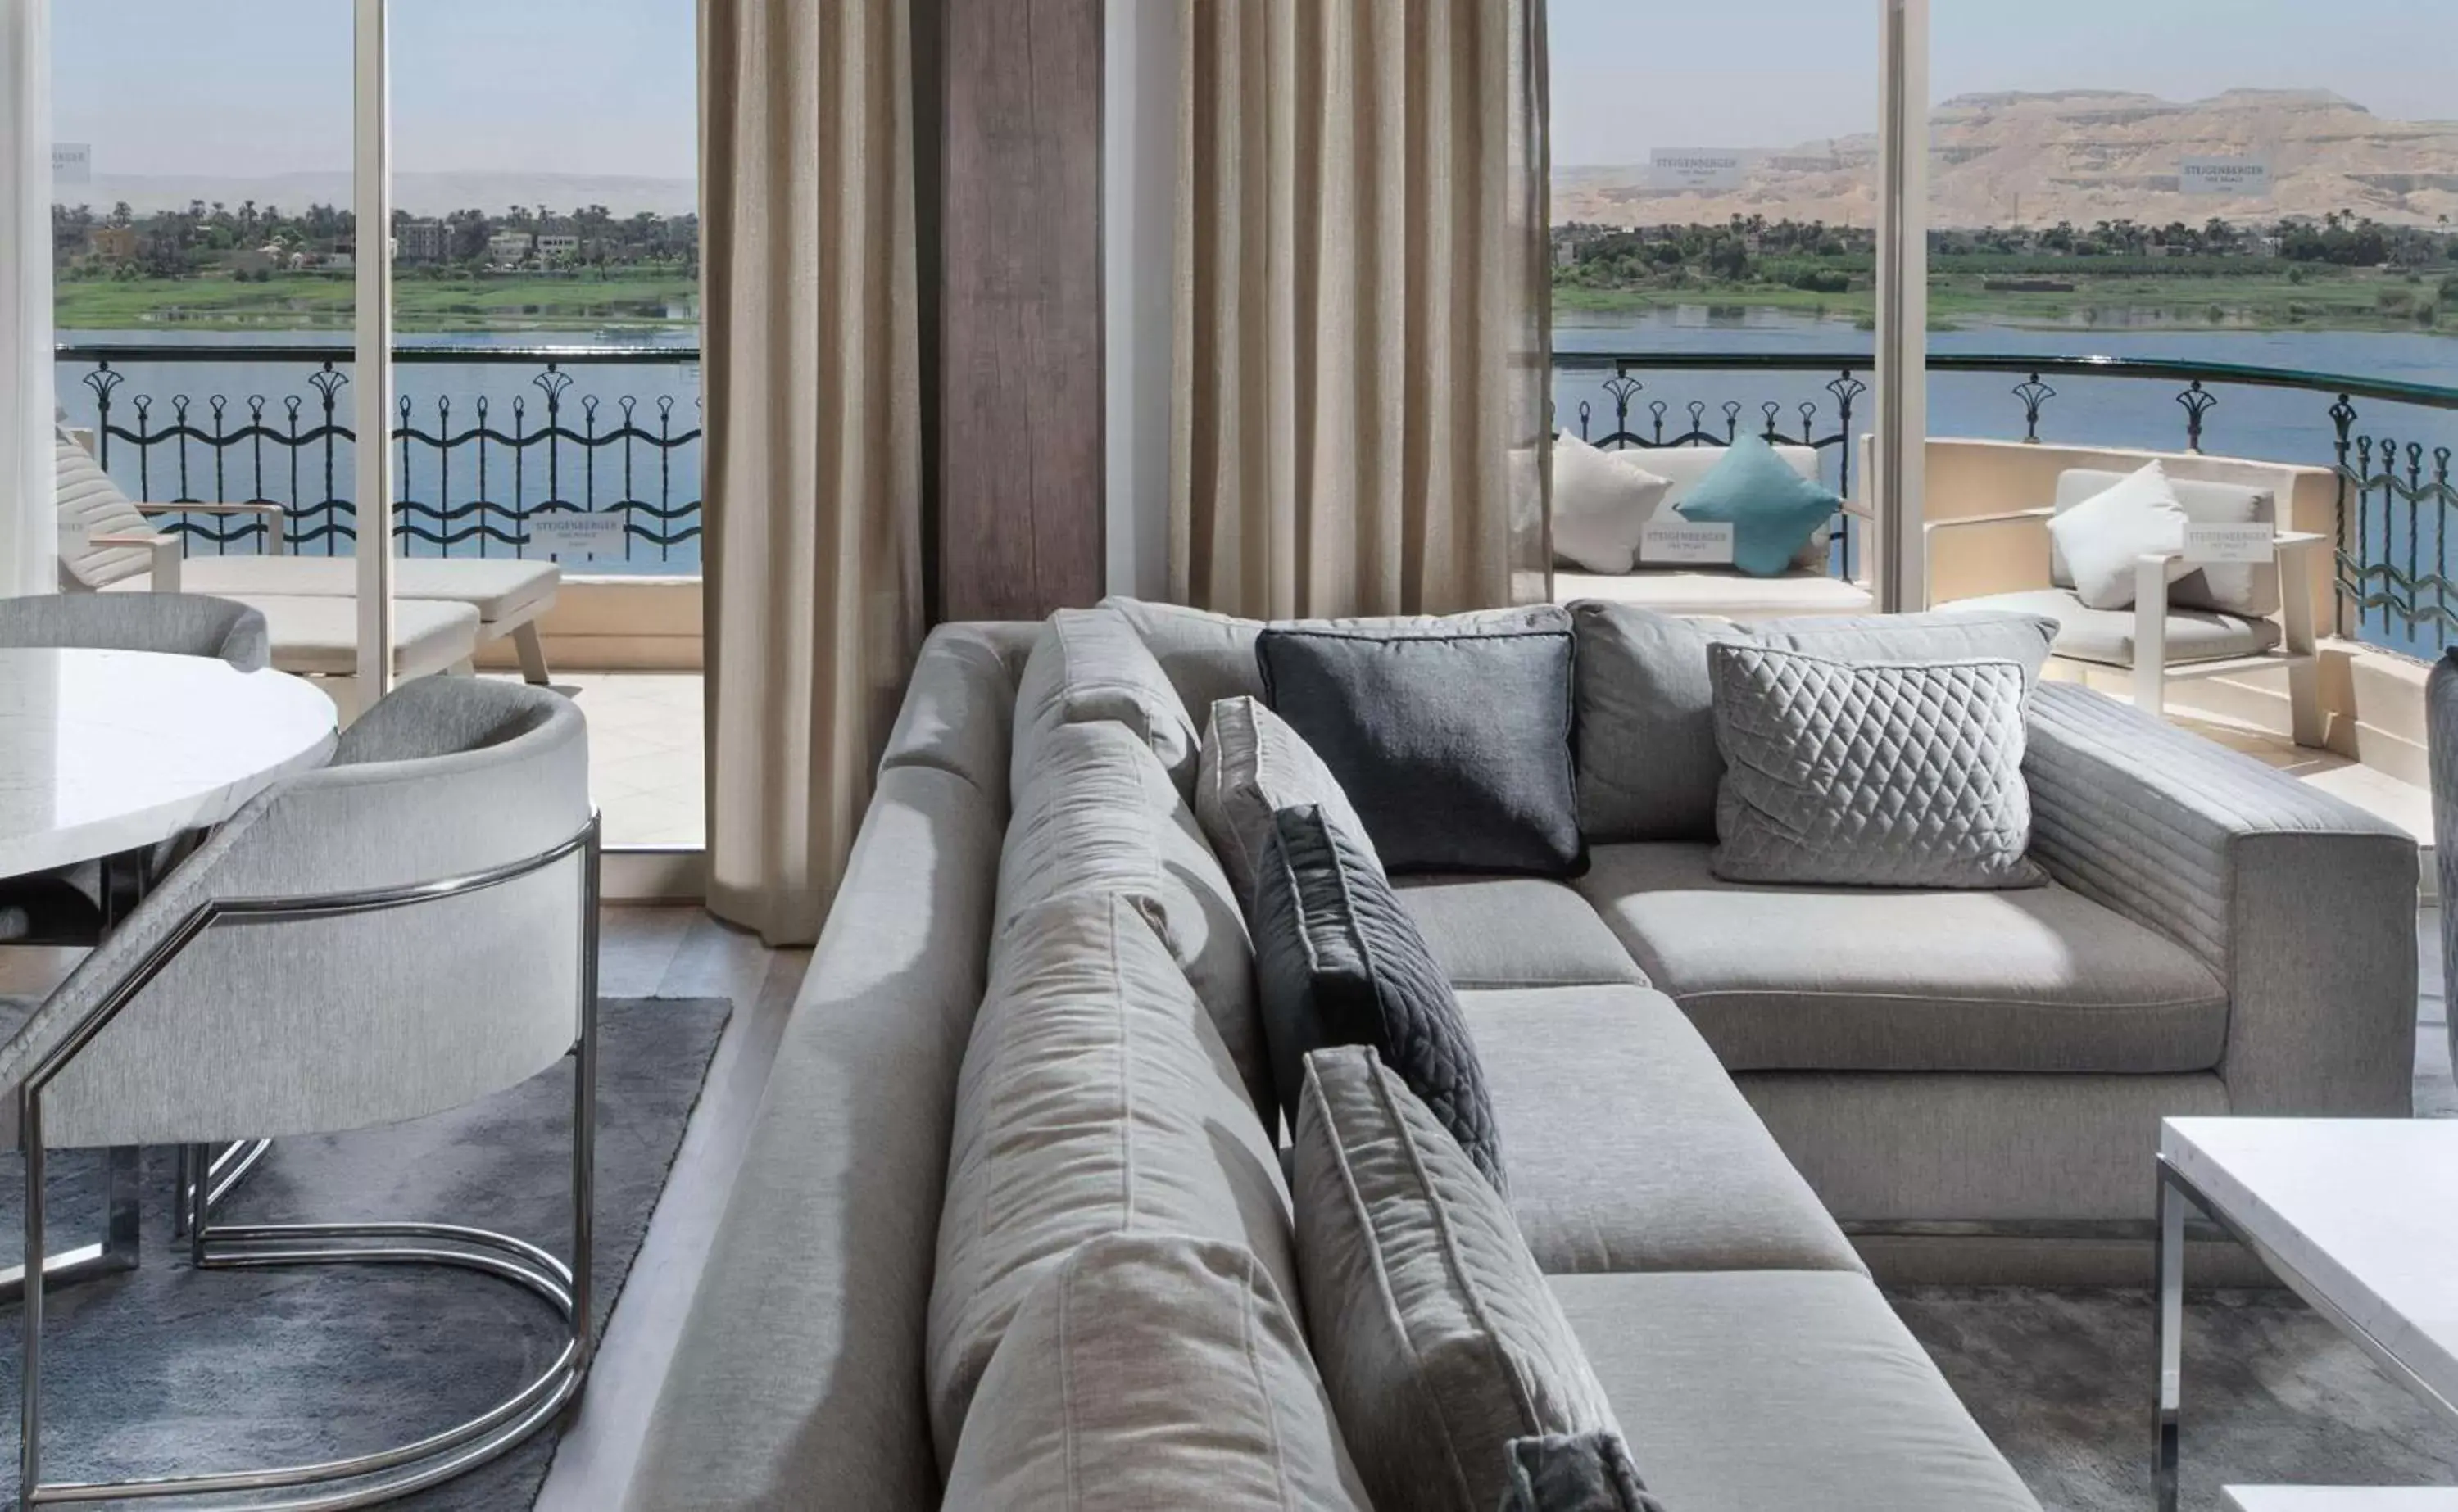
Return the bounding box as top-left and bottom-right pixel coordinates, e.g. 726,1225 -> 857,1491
701,0 -> 923,946
1172,0 -> 1552,619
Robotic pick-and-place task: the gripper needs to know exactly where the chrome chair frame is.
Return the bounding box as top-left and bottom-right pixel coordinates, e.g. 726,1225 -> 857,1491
14,813 -> 601,1511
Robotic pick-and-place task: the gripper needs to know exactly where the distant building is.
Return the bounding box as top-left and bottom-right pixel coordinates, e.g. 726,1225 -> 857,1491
229,246 -> 279,275
488,230 -> 535,265
397,220 -> 446,262
536,233 -> 580,260
88,225 -> 139,262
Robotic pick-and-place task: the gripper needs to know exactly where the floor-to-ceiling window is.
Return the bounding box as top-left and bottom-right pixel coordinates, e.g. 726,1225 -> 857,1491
52,1 -> 703,868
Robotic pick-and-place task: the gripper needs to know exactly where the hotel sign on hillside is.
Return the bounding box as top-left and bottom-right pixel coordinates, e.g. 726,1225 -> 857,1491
1649,148 -> 1752,192
2179,157 -> 2270,197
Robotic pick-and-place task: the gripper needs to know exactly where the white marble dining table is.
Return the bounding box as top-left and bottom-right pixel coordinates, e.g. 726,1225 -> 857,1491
0,647 -> 338,880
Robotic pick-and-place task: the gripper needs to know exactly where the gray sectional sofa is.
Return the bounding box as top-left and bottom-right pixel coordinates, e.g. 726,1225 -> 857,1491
626,597 -> 2418,1510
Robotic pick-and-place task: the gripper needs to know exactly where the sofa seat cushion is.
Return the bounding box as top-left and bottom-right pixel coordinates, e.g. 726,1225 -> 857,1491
1946,587 -> 2282,668
1555,568 -> 1872,619
1461,986 -> 1862,1275
1576,843 -> 2229,1074
243,595 -> 480,678
1394,877 -> 1646,989
1553,1270 -> 2041,1512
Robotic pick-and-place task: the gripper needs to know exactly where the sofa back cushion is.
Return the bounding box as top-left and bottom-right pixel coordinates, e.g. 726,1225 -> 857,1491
1572,603 -> 2058,844
879,622 -> 1034,814
1291,1045 -> 1631,1512
1196,695 -> 1383,914
1011,606 -> 1202,801
941,1234 -> 1372,1510
2052,466 -> 2276,618
996,720 -> 1267,1116
926,892 -> 1298,1472
1099,596 -> 1571,722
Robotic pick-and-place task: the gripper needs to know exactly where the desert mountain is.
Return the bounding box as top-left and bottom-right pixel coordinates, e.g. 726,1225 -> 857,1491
1554,89 -> 2458,230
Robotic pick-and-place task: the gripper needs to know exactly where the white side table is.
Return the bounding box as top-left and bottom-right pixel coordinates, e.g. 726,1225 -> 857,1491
2158,1119 -> 2458,1512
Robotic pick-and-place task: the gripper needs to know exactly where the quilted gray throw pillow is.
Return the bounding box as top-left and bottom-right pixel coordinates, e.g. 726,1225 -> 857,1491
1706,643 -> 2048,890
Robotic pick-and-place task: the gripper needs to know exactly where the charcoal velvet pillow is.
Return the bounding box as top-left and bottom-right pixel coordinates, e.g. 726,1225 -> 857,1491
1252,804 -> 1506,1191
1255,614 -> 1583,877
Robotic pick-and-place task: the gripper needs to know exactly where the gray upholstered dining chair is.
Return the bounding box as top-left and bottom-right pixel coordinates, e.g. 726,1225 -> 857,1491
0,674 -> 597,1509
0,590 -> 270,671
0,592 -> 275,945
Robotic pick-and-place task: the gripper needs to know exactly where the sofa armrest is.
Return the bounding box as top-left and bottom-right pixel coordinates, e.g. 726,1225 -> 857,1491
2023,681 -> 2417,1116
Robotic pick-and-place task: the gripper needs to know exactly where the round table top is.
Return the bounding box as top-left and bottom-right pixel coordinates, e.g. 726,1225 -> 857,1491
0,648 -> 338,879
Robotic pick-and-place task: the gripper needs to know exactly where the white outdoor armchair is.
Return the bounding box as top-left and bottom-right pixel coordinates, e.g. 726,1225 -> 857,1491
1927,466 -> 2324,745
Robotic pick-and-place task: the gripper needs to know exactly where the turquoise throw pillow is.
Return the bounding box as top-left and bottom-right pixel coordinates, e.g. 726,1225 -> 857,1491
1673,434 -> 1844,577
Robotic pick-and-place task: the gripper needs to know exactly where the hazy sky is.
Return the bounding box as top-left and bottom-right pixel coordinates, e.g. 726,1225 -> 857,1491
1552,0 -> 2458,165
51,0 -> 696,180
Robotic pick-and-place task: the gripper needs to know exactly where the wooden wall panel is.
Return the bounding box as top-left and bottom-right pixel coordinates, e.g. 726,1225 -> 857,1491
936,0 -> 1106,622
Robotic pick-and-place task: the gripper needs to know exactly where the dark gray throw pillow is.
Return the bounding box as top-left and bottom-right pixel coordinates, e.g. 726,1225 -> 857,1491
1500,1433 -> 1671,1512
1256,613 -> 1583,876
1252,804 -> 1505,1191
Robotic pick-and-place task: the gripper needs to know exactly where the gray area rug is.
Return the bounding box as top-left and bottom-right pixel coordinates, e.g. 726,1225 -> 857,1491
1889,910 -> 2458,1510
0,995 -> 729,1510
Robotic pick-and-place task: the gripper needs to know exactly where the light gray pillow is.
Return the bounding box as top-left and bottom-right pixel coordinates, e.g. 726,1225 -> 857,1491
1010,606 -> 1202,802
927,893 -> 1297,1471
941,1234 -> 1372,1510
1195,695 -> 1382,913
1291,1044 -> 1625,1512
1707,642 -> 2048,890
1571,602 -> 2059,844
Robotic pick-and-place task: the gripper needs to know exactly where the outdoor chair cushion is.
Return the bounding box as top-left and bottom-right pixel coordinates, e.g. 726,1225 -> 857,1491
1553,1270 -> 2042,1512
1943,588 -> 2282,668
1551,431 -> 1674,574
1576,842 -> 2229,1074
2043,461 -> 2195,609
2052,466 -> 2277,618
122,555 -> 560,626
239,595 -> 480,678
1672,433 -> 1847,577
1393,876 -> 1648,989
1590,442 -> 1833,573
1463,985 -> 1863,1276
1555,568 -> 1874,619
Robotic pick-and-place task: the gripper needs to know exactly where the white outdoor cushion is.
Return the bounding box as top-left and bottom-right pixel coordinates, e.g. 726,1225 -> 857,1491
123,555 -> 560,625
2052,466 -> 2274,617
1943,588 -> 2283,668
1556,568 -> 1873,620
2044,461 -> 2192,610
240,595 -> 481,678
52,439 -> 157,589
927,892 -> 1296,1473
1551,432 -> 1674,574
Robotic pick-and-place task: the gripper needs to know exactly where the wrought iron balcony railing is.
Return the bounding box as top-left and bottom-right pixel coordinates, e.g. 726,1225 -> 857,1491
1555,350 -> 2458,657
55,342 -> 703,573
